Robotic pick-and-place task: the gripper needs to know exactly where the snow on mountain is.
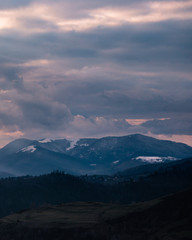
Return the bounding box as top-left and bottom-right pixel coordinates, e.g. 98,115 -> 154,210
66,138 -> 79,151
135,156 -> 177,163
113,160 -> 120,164
38,138 -> 55,144
79,143 -> 89,147
20,145 -> 37,153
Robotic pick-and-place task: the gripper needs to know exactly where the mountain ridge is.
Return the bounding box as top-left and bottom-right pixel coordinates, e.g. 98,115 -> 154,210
1,134 -> 192,177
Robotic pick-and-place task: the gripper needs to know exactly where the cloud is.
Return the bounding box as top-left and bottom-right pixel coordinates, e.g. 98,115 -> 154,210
1,0 -> 192,33
0,0 -> 33,9
142,117 -> 192,135
0,129 -> 24,148
0,0 -> 191,147
64,115 -> 134,138
17,97 -> 72,130
0,66 -> 24,91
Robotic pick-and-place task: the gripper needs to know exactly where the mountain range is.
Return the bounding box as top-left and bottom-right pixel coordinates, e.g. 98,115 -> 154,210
1,134 -> 192,177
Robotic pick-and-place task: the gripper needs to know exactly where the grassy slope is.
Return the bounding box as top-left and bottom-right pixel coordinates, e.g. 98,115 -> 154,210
0,188 -> 192,240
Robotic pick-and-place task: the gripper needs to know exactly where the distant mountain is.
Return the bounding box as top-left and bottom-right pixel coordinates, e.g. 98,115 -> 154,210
0,138 -> 35,158
67,134 -> 192,172
1,134 -> 192,176
0,144 -> 91,176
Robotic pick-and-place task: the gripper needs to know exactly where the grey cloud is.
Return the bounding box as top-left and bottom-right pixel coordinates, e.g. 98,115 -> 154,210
0,0 -> 34,9
19,17 -> 59,31
0,82 -> 72,133
142,117 -> 192,135
1,19 -> 191,70
16,96 -> 72,130
49,76 -> 192,119
41,21 -> 191,70
65,116 -> 134,138
95,22 -> 192,69
0,66 -> 24,91
0,109 -> 20,131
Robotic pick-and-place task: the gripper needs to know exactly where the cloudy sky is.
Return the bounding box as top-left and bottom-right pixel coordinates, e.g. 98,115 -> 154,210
0,0 -> 192,147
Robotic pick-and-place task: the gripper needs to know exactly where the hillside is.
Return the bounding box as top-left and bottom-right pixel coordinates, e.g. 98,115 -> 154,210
0,158 -> 191,218
0,188 -> 191,240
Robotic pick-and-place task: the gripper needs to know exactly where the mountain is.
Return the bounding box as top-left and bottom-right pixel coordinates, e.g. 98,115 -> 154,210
0,144 -> 91,176
67,134 -> 192,172
0,187 -> 191,240
1,134 -> 192,176
0,138 -> 35,158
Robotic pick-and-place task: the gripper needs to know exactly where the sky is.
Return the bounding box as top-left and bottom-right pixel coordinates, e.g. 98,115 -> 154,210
0,0 -> 192,147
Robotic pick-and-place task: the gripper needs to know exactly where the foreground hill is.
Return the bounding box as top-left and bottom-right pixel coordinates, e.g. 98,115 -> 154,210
1,134 -> 192,176
0,188 -> 191,240
0,158 -> 191,217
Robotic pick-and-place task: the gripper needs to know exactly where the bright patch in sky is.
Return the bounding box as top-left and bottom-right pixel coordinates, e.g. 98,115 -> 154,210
126,119 -> 153,126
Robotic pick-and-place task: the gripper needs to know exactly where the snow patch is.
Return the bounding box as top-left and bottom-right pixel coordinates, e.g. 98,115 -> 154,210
135,156 -> 177,163
20,145 -> 36,153
136,156 -> 163,163
113,160 -> 120,164
165,156 -> 178,161
79,143 -> 89,147
38,138 -> 54,143
66,138 -> 79,150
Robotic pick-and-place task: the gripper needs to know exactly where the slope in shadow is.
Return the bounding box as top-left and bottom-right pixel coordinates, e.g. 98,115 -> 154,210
0,188 -> 192,240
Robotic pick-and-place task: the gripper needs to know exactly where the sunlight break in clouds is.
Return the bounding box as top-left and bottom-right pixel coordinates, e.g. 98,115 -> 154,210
148,133 -> 192,147
125,118 -> 171,126
0,130 -> 24,148
0,1 -> 192,33
125,119 -> 153,126
18,59 -> 52,67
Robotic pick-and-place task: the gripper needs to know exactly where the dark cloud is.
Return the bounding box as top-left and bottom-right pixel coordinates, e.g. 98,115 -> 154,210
48,74 -> 192,119
93,21 -> 192,69
15,95 -> 72,130
1,19 -> 191,69
0,66 -> 24,91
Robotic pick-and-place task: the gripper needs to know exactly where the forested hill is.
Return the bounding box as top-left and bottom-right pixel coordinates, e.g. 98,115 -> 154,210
0,158 -> 192,217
